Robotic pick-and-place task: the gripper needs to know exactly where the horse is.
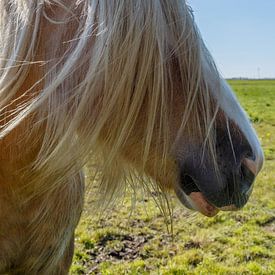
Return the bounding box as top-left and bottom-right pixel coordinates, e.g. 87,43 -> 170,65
0,1 -> 264,274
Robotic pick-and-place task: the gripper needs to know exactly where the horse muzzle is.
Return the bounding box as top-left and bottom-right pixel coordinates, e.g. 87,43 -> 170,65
175,156 -> 261,217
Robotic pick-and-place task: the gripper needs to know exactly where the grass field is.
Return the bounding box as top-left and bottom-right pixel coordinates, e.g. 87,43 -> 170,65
71,80 -> 275,274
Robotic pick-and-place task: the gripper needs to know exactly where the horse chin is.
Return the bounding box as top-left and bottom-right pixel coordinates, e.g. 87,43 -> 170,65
175,185 -> 219,217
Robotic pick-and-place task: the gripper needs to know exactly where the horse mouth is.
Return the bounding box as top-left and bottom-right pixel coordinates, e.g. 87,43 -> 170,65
174,173 -> 219,217
175,185 -> 219,217
189,192 -> 219,217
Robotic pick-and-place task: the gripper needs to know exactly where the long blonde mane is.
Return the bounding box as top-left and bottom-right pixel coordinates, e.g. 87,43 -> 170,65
0,0 -> 220,207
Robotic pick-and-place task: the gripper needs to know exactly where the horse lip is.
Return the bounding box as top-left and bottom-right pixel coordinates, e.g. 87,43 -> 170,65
189,192 -> 219,217
176,186 -> 242,214
174,184 -> 195,210
175,184 -> 219,217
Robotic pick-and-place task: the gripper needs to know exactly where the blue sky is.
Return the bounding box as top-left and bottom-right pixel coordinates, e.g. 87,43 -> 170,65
188,0 -> 275,78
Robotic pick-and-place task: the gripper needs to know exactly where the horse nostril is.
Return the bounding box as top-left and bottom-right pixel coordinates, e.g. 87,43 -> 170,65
206,161 -> 256,209
239,161 -> 255,196
242,158 -> 257,175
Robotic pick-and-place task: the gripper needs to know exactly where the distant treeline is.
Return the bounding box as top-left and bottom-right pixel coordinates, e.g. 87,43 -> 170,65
227,77 -> 275,80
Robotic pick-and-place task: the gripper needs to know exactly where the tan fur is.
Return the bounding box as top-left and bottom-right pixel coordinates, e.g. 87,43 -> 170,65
0,1 -> 250,273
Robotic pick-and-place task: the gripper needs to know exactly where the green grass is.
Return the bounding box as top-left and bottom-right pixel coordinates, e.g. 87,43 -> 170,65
71,80 -> 275,275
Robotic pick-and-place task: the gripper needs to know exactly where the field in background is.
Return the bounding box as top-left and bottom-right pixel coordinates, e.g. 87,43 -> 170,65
71,80 -> 275,274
